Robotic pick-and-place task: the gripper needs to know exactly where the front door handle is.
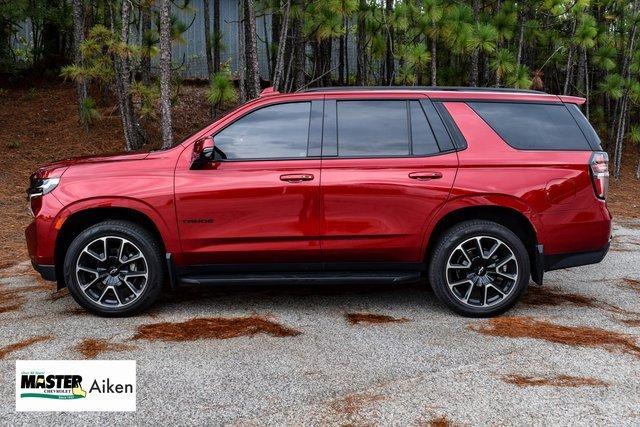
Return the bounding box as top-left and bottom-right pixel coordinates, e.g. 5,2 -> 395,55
280,173 -> 314,183
409,171 -> 443,181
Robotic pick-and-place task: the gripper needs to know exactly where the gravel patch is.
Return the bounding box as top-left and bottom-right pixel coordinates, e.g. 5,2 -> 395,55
1,220 -> 638,425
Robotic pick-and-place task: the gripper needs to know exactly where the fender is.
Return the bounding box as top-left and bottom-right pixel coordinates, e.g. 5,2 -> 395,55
52,196 -> 180,256
420,193 -> 543,256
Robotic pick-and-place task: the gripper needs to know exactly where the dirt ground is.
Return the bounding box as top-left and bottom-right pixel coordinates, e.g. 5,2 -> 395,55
1,83 -> 638,268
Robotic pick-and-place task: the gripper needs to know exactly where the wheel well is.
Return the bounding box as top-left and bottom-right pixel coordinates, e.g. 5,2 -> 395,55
426,206 -> 538,272
54,208 -> 166,288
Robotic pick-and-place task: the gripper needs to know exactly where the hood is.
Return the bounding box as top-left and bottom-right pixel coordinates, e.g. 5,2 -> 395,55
32,151 -> 150,179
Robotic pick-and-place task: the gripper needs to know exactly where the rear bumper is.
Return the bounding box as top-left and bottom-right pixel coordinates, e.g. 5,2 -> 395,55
544,243 -> 610,272
31,261 -> 57,281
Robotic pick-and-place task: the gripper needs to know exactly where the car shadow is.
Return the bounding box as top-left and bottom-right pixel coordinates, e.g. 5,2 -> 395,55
155,279 -> 445,314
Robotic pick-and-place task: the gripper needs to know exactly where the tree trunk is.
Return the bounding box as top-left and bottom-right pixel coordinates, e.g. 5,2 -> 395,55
243,0 -> 261,99
238,0 -> 247,103
113,0 -> 145,151
339,33 -> 345,85
263,15 -> 272,80
321,38 -> 333,86
563,46 -> 573,95
516,9 -> 525,67
203,0 -> 214,79
140,3 -> 152,85
344,16 -> 349,85
356,0 -> 366,85
71,0 -> 88,130
577,46 -> 586,93
384,0 -> 394,85
213,0 -> 221,73
159,0 -> 173,149
584,49 -> 589,119
614,1 -> 640,179
430,37 -> 437,86
563,19 -> 577,95
271,0 -> 282,76
469,0 -> 480,86
272,0 -> 291,91
292,0 -> 306,90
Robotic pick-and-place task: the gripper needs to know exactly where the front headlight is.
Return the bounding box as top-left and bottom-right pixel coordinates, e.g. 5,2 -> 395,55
27,177 -> 60,199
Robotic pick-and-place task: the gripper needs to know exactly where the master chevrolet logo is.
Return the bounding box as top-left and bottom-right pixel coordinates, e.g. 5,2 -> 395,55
20,374 -> 87,400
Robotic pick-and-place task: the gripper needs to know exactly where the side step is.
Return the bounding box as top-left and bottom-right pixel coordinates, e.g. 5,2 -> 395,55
178,271 -> 422,286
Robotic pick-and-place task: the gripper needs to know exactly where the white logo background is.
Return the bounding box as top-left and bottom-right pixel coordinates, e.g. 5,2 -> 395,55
16,360 -> 136,412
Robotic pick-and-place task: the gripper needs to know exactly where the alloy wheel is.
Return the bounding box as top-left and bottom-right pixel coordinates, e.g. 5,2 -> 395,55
75,236 -> 149,308
445,236 -> 519,308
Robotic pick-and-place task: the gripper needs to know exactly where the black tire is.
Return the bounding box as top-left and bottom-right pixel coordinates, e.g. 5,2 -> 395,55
63,220 -> 164,317
428,220 -> 530,317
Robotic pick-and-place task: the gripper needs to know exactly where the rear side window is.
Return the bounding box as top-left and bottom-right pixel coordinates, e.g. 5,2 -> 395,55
468,102 -> 591,150
337,100 -> 409,156
409,101 -> 440,155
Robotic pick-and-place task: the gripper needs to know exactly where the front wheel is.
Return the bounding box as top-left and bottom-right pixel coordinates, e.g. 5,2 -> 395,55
428,220 -> 530,317
64,220 -> 164,317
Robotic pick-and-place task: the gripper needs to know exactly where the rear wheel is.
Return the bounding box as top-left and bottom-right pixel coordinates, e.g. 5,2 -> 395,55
428,220 -> 530,317
64,220 -> 164,317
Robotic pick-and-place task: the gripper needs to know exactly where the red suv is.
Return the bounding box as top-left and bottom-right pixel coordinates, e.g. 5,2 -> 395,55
26,87 -> 611,317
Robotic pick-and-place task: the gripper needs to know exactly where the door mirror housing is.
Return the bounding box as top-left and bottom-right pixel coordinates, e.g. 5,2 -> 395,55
192,136 -> 215,167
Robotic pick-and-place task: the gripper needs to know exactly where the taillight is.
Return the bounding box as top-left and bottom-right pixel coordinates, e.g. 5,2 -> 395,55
589,151 -> 609,200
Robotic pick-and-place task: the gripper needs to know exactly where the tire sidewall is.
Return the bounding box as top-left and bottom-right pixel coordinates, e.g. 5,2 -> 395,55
64,222 -> 163,317
429,221 -> 530,317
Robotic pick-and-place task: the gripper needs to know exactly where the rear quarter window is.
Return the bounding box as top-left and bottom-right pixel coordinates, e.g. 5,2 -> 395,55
468,102 -> 592,150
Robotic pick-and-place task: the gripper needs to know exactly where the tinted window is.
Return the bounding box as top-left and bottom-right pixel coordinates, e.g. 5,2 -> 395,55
422,100 -> 455,151
410,101 -> 440,155
469,102 -> 590,150
215,102 -> 311,159
337,100 -> 409,156
433,102 -> 464,150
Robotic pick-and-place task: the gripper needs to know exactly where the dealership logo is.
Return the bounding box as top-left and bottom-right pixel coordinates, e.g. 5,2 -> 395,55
20,373 -> 87,399
16,360 -> 136,411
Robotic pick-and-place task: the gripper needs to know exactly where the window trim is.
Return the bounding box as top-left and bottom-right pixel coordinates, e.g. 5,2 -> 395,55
432,101 -> 467,150
467,101 -> 594,152
211,100 -> 318,162
409,100 -> 445,155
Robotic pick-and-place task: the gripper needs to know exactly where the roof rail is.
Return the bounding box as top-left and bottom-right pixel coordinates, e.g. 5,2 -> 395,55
301,86 -> 546,94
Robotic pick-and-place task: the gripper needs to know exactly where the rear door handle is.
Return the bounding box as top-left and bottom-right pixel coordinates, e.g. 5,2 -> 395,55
409,171 -> 443,180
280,173 -> 314,182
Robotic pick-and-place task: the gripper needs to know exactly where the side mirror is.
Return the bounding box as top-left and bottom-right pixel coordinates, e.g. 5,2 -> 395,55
192,136 -> 215,167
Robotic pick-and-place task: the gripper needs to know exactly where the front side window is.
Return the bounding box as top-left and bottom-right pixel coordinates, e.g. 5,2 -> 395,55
336,100 -> 409,156
215,102 -> 311,159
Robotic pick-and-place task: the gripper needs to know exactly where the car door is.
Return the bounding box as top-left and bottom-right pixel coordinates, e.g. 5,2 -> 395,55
320,96 -> 459,264
175,100 -> 323,265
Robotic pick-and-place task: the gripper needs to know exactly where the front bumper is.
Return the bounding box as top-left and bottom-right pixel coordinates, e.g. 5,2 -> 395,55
544,242 -> 610,272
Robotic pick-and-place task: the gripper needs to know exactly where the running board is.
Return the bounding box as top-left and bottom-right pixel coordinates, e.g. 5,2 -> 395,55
178,271 -> 422,286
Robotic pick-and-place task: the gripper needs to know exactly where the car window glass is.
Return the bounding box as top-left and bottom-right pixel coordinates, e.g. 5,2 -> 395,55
336,100 -> 409,156
215,102 -> 311,159
410,101 -> 440,155
469,102 -> 591,150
